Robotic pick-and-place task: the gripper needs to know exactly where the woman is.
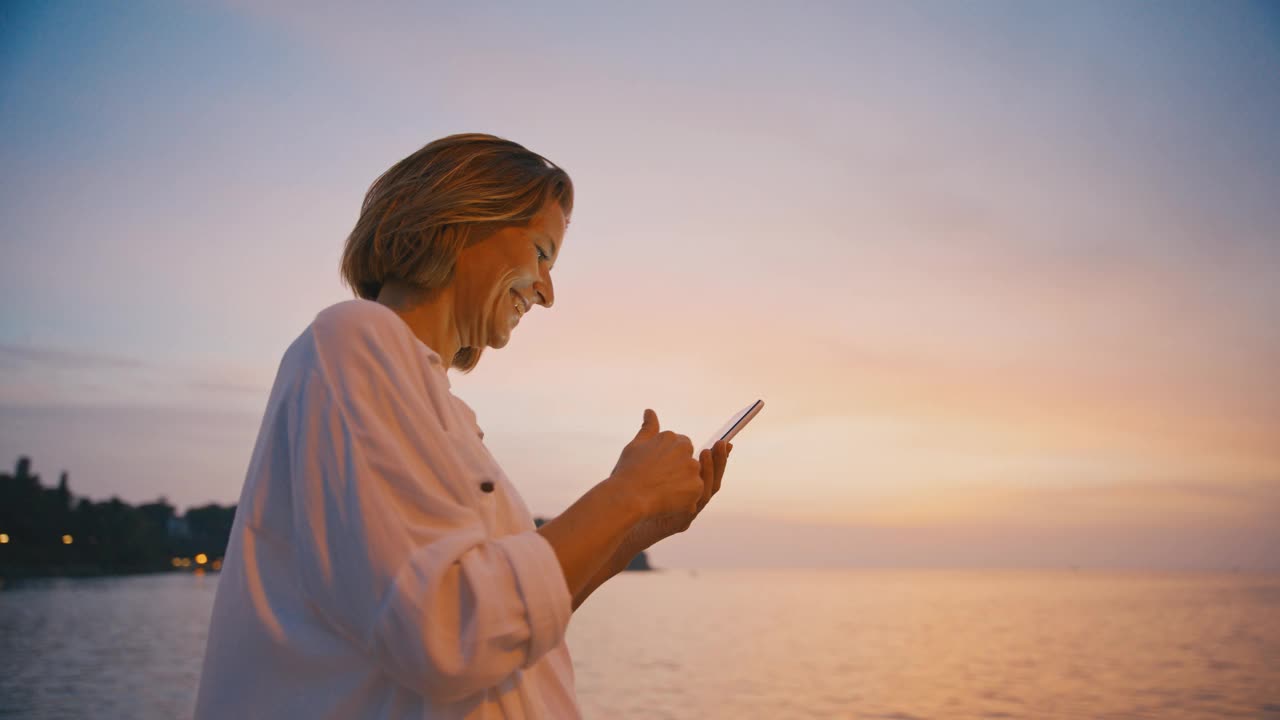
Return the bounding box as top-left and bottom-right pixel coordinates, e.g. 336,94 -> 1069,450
194,134 -> 731,719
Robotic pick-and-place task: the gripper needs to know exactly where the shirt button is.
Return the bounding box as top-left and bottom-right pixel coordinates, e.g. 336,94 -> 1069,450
480,481 -> 495,493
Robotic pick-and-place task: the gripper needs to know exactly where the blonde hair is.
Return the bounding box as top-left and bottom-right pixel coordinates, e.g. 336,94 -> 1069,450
340,133 -> 573,371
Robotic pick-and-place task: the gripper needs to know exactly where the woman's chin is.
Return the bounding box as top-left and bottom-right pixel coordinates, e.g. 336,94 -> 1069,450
487,325 -> 513,349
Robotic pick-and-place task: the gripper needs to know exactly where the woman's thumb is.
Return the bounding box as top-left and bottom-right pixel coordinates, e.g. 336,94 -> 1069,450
635,408 -> 660,440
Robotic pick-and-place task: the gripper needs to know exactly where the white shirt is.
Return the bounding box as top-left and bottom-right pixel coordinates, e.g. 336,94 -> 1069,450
195,299 -> 580,719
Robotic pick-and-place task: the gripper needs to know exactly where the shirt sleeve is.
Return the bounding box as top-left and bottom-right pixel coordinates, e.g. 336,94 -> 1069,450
286,313 -> 572,704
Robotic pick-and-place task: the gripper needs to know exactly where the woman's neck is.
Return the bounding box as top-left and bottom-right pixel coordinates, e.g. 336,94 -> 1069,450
375,281 -> 460,365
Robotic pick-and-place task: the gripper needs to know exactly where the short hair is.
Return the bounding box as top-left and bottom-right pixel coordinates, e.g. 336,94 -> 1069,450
340,133 -> 573,371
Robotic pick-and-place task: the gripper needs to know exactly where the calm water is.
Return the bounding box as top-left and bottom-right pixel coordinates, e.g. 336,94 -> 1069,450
1,570 -> 1278,719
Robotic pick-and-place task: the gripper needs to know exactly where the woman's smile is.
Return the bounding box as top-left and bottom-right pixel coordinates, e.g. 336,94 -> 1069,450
510,289 -> 531,325
450,200 -> 564,350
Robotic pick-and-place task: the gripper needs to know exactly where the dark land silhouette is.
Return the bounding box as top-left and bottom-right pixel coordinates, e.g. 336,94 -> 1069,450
0,456 -> 234,580
0,455 -> 651,580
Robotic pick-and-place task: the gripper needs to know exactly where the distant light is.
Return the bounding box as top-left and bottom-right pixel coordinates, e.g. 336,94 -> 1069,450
211,559 -> 222,571
195,553 -> 208,565
0,533 -> 8,544
62,534 -> 73,545
171,557 -> 182,567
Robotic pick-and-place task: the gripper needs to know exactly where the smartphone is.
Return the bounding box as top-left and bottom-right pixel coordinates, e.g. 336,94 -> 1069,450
701,399 -> 764,450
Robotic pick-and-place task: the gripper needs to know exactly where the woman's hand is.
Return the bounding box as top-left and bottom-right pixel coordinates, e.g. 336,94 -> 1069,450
566,420 -> 733,610
608,409 -> 705,520
619,439 -> 731,554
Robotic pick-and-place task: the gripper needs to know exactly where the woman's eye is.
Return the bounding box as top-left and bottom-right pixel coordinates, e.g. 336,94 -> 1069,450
536,246 -> 549,261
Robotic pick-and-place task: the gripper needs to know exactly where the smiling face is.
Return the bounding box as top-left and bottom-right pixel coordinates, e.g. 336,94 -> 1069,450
451,200 -> 567,352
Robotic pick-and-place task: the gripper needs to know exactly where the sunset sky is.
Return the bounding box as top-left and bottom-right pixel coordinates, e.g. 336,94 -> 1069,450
2,1 -> 1277,570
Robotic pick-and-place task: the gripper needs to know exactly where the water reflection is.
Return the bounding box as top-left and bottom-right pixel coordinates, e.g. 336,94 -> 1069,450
0,573 -> 217,719
2,570 -> 1278,719
568,570 -> 1280,719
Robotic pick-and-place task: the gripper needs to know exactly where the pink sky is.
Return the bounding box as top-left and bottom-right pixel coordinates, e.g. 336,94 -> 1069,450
2,2 -> 1277,569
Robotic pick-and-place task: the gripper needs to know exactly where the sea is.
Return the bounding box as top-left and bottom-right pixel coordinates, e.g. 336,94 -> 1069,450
1,569 -> 1277,719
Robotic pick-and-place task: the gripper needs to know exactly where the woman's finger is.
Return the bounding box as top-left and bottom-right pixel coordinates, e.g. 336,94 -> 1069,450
698,448 -> 715,509
712,440 -> 728,496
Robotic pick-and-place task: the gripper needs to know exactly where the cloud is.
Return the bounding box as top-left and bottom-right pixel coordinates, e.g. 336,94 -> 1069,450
0,342 -> 270,411
865,476 -> 1280,531
0,343 -> 146,371
187,379 -> 270,395
651,506 -> 1280,571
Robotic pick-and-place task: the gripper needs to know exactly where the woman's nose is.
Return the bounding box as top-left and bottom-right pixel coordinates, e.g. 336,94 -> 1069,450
533,271 -> 554,308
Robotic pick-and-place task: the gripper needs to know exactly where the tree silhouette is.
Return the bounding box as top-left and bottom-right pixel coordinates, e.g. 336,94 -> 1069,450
0,456 -> 236,579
